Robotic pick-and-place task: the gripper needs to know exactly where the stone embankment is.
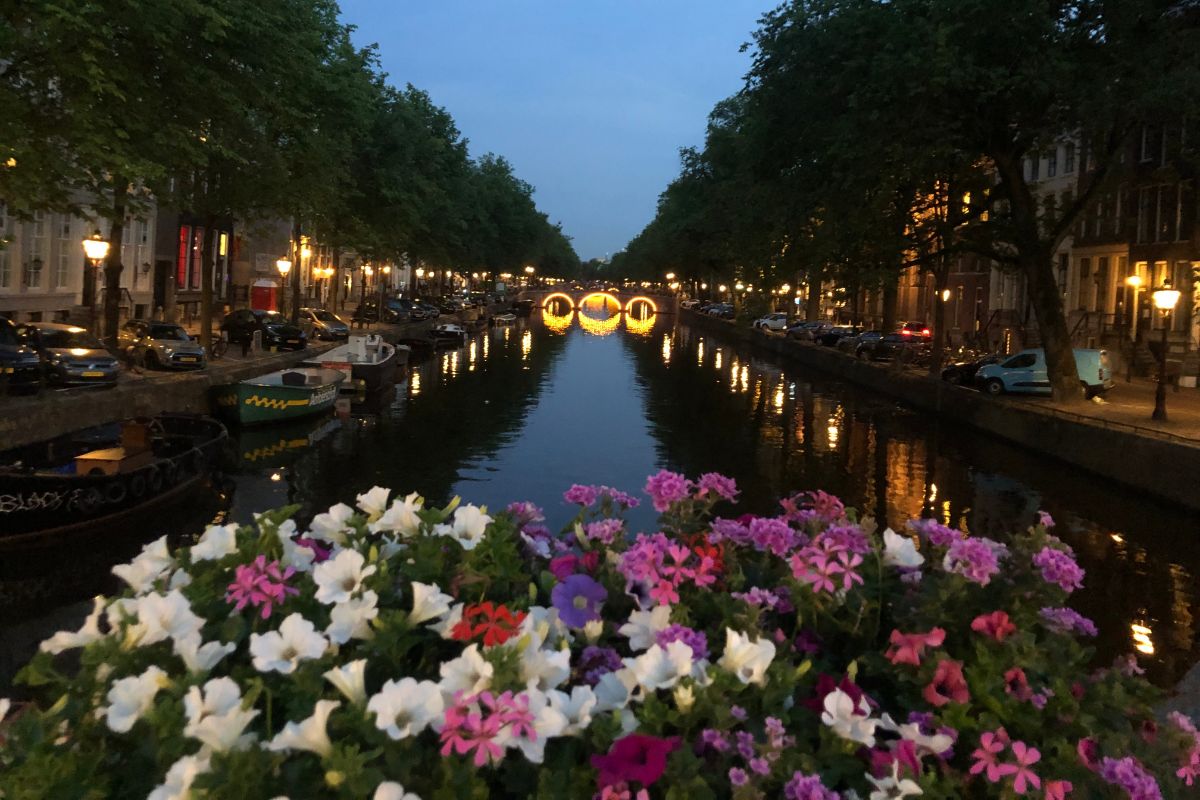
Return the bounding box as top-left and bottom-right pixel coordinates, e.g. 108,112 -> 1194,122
684,310 -> 1200,513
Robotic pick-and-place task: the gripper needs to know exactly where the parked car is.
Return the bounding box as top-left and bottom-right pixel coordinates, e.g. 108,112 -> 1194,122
815,325 -> 861,347
0,315 -> 44,391
787,321 -> 831,341
118,319 -> 207,369
753,313 -> 790,331
856,332 -> 930,363
354,298 -> 410,324
835,330 -> 879,354
15,321 -> 119,387
706,303 -> 735,319
220,309 -> 307,350
415,301 -> 441,319
897,321 -> 932,339
940,351 -> 1002,386
299,308 -> 350,341
975,348 -> 1114,398
680,299 -> 702,310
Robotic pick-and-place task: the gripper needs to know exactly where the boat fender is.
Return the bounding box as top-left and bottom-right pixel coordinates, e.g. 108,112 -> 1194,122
146,464 -> 163,492
106,480 -> 127,505
128,473 -> 147,499
162,460 -> 179,485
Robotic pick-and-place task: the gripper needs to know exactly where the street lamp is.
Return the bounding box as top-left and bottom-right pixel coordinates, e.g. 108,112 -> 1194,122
941,288 -> 952,302
275,258 -> 292,316
665,272 -> 676,281
1151,284 -> 1181,422
82,232 -> 110,335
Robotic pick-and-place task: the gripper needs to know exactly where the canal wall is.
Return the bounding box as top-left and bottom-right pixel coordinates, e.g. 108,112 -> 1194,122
683,311 -> 1200,512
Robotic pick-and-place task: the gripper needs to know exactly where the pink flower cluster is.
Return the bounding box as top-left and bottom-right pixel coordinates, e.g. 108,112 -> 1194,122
617,533 -> 718,605
584,518 -> 624,545
695,472 -> 739,502
563,484 -> 640,509
225,555 -> 298,619
908,517 -> 964,547
784,771 -> 840,800
1032,546 -> 1085,593
706,717 -> 794,792
1168,712 -> 1200,786
440,690 -> 536,767
644,470 -> 693,513
942,538 -> 1007,586
969,728 -> 1045,795
779,489 -> 846,526
790,533 -> 864,594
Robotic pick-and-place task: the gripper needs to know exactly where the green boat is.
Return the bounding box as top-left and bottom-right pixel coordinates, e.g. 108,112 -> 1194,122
213,367 -> 346,426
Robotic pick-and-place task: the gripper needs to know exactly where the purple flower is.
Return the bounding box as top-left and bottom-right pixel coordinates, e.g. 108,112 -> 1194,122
735,730 -> 755,760
551,574 -> 608,628
710,517 -> 752,545
506,501 -> 545,525
655,624 -> 709,660
784,772 -> 841,800
748,516 -> 801,556
563,484 -> 598,506
731,705 -> 748,722
793,628 -> 823,656
908,518 -> 963,547
728,767 -> 748,787
1039,607 -> 1099,637
584,518 -> 624,545
696,472 -> 739,502
1099,756 -> 1163,800
1037,510 -> 1055,528
1032,546 -> 1085,593
577,646 -> 623,686
597,485 -> 640,508
942,538 -> 1004,585
644,470 -> 693,513
700,728 -> 731,752
821,524 -> 870,554
749,757 -> 770,775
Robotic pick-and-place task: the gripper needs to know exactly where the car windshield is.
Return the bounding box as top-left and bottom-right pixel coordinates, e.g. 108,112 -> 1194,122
150,324 -> 189,340
257,312 -> 285,325
0,323 -> 17,346
312,311 -> 339,322
40,329 -> 103,349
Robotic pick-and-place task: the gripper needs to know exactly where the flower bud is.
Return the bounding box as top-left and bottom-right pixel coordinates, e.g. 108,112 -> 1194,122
325,770 -> 345,788
584,619 -> 604,643
674,684 -> 695,713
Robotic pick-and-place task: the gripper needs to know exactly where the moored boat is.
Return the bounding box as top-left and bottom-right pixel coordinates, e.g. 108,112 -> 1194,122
0,414 -> 228,546
301,336 -> 406,393
511,299 -> 535,317
213,367 -> 346,426
490,313 -> 517,326
429,323 -> 469,345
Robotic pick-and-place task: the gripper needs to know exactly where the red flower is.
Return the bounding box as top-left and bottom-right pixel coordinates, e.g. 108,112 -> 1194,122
449,601 -> 527,647
971,611 -> 1017,642
885,628 -> 946,666
923,658 -> 970,707
591,734 -> 681,788
1004,667 -> 1033,702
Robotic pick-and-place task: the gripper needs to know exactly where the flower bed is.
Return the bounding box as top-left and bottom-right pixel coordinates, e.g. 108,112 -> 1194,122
1,472 -> 1197,799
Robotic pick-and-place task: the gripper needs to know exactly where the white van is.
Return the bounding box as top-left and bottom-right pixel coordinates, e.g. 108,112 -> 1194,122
975,348 -> 1114,398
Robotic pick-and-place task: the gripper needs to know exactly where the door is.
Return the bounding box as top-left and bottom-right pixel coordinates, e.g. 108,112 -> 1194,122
153,260 -> 170,313
998,352 -> 1040,392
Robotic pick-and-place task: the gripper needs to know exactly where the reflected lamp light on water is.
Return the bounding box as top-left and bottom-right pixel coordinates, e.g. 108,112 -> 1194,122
542,309 -> 574,333
1131,623 -> 1155,655
625,313 -> 657,337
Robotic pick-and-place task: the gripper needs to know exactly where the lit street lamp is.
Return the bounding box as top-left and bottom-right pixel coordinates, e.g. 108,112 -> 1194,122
1125,274 -> 1143,382
1151,284 -> 1181,422
82,232 -> 110,335
275,257 -> 292,317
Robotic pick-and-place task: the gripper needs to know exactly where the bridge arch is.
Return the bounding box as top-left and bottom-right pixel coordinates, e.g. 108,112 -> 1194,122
541,291 -> 576,310
577,291 -> 623,310
623,296 -> 658,315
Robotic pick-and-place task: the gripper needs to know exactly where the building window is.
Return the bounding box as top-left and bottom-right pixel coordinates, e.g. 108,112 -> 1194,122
27,212 -> 48,288
1137,187 -> 1152,243
177,225 -> 191,288
55,217 -> 72,288
1157,184 -> 1177,242
1093,197 -> 1104,238
1141,126 -> 1154,162
1047,148 -> 1057,177
1029,156 -> 1040,181
1064,142 -> 1076,173
1096,256 -> 1109,312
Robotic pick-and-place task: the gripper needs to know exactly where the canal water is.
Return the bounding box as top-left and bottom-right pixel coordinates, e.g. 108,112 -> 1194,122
3,301 -> 1199,690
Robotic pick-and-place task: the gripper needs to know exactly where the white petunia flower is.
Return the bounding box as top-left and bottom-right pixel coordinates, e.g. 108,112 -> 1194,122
125,590 -> 204,649
249,613 -> 328,674
356,486 -> 391,521
267,699 -> 340,758
431,602 -> 464,639
867,761 -> 923,799
111,536 -> 173,594
183,676 -> 258,752
313,549 -> 376,605
147,753 -> 211,800
374,782 -> 422,800
275,519 -> 317,573
409,582 -> 453,625
507,688 -> 568,763
173,633 -> 235,674
821,688 -> 879,747
103,665 -> 169,733
717,628 -> 776,686
433,504 -> 492,551
888,717 -> 954,756
309,502 -> 355,545
367,677 -> 444,740
0,698 -> 10,724
617,605 -> 672,651
593,667 -> 640,712
882,528 -> 925,569
191,523 -> 239,562
370,492 -> 424,537
519,643 -> 571,692
518,605 -> 570,647
40,596 -> 106,654
325,590 -> 379,645
546,685 -> 597,735
625,641 -> 694,692
438,644 -> 494,698
324,660 -> 368,706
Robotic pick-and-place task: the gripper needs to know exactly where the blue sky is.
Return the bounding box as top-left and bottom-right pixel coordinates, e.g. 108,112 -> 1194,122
338,1 -> 767,260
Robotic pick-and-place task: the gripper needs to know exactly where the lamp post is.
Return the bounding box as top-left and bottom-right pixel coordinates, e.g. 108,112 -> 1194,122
415,267 -> 425,297
81,232 -> 110,336
1125,274 -> 1143,382
379,265 -> 391,318
524,264 -> 535,288
1151,285 -> 1181,422
275,258 -> 292,317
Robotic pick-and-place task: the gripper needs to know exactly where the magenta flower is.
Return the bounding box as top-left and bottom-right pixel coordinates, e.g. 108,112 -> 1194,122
551,573 -> 607,628
591,734 -> 680,788
225,555 -> 298,619
1037,510 -> 1055,528
728,767 -> 748,787
644,470 -> 693,513
783,771 -> 841,800
585,518 -> 624,544
695,472 -> 739,502
563,484 -> 599,506
1004,667 -> 1034,702
655,624 -> 709,660
1099,756 -> 1162,800
943,538 -> 1004,585
1032,547 -> 1085,593
907,517 -> 963,547
1008,741 -> 1042,794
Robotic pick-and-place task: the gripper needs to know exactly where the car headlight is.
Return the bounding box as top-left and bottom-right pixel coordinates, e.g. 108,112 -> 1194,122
162,346 -> 174,356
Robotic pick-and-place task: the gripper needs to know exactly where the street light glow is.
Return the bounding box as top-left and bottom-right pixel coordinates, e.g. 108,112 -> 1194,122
665,272 -> 676,280
1126,274 -> 1143,288
1152,287 -> 1180,310
525,265 -> 535,274
941,288 -> 952,301
275,258 -> 292,277
81,231 -> 110,264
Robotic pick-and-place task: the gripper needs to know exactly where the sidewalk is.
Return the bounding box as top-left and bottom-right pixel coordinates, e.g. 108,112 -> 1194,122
1075,377 -> 1200,442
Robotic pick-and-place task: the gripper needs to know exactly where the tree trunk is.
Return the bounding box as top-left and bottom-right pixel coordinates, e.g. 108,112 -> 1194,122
805,274 -> 821,320
1023,250 -> 1084,404
881,276 -> 898,333
928,263 -> 949,377
199,213 -> 216,351
330,246 -> 341,310
102,179 -> 128,350
291,221 -> 302,325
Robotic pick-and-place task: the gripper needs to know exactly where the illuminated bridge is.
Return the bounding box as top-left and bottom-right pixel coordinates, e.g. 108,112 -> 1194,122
518,289 -> 677,316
